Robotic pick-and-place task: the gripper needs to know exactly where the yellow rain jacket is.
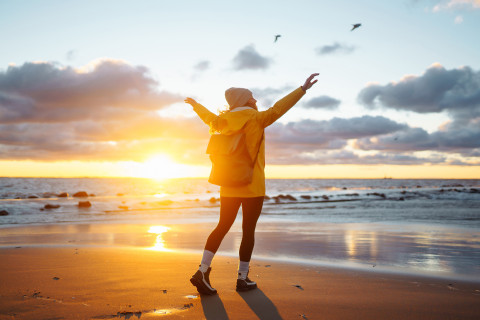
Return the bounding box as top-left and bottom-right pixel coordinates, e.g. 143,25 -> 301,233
192,87 -> 306,197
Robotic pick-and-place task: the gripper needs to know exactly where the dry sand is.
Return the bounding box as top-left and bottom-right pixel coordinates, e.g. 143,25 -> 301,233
1,246 -> 479,320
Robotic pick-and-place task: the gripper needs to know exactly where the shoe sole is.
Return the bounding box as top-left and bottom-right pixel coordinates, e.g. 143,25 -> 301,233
236,284 -> 257,292
190,277 -> 217,295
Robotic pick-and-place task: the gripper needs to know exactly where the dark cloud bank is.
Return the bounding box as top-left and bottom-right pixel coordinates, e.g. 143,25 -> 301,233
358,63 -> 480,120
0,60 -> 181,123
0,61 -> 478,166
355,63 -> 480,161
0,60 -> 208,162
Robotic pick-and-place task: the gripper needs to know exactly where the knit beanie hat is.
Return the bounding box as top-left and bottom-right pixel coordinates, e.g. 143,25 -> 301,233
225,87 -> 253,109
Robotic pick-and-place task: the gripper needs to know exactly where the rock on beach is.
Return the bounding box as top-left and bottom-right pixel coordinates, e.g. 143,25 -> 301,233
78,201 -> 91,208
44,204 -> 61,209
73,191 -> 89,198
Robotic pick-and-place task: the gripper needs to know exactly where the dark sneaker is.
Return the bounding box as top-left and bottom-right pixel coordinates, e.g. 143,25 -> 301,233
190,266 -> 217,295
236,274 -> 257,292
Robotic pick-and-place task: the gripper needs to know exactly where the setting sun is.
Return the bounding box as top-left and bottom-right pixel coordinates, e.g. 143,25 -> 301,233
126,154 -> 205,180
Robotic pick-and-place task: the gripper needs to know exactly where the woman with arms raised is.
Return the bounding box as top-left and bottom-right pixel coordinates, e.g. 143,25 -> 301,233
184,73 -> 319,295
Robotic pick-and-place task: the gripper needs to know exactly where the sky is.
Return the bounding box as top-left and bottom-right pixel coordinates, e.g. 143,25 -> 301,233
0,0 -> 479,179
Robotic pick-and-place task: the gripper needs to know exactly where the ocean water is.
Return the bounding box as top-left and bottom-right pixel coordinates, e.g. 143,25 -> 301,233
0,177 -> 478,227
0,177 -> 479,281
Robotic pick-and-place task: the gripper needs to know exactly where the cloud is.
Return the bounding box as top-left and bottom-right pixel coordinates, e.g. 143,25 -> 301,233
357,63 -> 480,120
194,60 -> 210,72
356,63 -> 480,157
433,0 -> 480,12
315,42 -> 356,55
354,121 -> 480,153
354,127 -> 437,151
0,115 -> 211,162
0,60 -> 182,124
251,115 -> 411,165
464,149 -> 480,157
232,45 -> 272,70
265,148 -> 448,165
266,116 -> 407,149
66,50 -> 76,61
303,95 -> 341,109
251,85 -> 294,107
454,15 -> 464,23
0,59 -> 211,163
1,60 -> 477,167
266,114 -> 479,164
191,60 -> 211,81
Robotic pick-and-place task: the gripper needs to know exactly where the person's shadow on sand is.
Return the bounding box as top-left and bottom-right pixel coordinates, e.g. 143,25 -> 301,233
201,294 -> 229,320
237,289 -> 283,320
200,289 -> 282,320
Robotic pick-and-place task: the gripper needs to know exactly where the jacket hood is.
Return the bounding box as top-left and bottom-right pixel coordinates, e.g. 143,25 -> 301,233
215,108 -> 256,135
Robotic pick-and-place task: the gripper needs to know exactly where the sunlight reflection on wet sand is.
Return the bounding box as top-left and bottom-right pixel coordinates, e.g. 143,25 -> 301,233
0,222 -> 479,281
146,225 -> 171,252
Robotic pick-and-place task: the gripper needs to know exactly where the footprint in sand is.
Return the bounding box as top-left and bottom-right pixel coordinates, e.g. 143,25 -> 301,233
447,284 -> 458,291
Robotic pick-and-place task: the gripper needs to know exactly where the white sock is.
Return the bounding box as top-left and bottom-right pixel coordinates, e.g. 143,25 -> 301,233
199,250 -> 215,272
238,260 -> 250,279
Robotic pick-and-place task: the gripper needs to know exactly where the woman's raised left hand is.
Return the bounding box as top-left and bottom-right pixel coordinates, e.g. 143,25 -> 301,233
301,73 -> 319,92
184,97 -> 198,107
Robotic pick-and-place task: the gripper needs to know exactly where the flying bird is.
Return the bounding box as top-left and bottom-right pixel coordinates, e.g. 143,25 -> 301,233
274,34 -> 281,43
351,23 -> 361,31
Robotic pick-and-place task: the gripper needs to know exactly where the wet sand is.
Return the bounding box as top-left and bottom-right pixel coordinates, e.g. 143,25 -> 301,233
1,245 -> 480,320
2,222 -> 479,283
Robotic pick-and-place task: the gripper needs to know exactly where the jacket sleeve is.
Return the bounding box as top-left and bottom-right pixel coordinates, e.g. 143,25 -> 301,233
256,87 -> 306,128
192,103 -> 225,132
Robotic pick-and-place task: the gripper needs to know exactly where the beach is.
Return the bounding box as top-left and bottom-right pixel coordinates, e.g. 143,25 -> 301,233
1,223 -> 480,320
1,178 -> 480,319
1,241 -> 480,320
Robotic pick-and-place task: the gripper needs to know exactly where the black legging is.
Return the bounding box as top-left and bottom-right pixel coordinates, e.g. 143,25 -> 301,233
204,196 -> 264,262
